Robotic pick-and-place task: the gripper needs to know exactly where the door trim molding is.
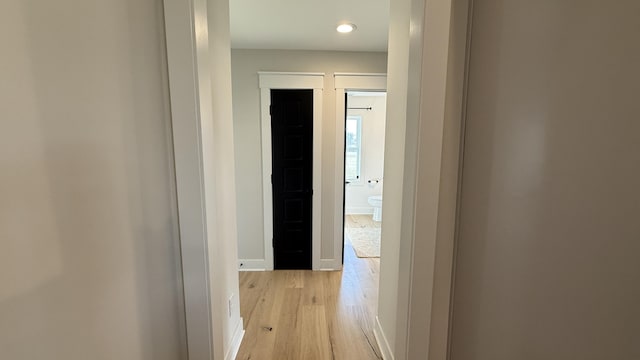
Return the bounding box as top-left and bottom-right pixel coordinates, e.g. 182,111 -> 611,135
161,0 -> 471,356
334,73 -> 387,268
394,0 -> 472,358
259,72 -> 324,271
162,0 -> 215,358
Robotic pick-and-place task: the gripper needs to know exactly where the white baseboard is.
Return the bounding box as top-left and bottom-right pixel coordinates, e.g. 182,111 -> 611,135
238,259 -> 266,271
225,317 -> 245,360
240,258 -> 345,271
241,258 -> 340,271
317,259 -> 341,271
345,206 -> 374,215
373,316 -> 394,360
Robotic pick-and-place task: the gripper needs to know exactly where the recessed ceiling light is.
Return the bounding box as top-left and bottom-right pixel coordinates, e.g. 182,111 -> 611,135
337,23 -> 357,33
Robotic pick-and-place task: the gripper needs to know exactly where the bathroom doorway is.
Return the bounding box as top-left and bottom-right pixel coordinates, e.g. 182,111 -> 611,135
342,91 -> 387,262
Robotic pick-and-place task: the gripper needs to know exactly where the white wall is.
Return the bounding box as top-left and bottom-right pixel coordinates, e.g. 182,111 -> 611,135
0,0 -> 186,359
231,49 -> 387,264
375,0 -> 468,358
450,1 -> 640,359
206,0 -> 244,357
375,0 -> 411,355
345,94 -> 387,215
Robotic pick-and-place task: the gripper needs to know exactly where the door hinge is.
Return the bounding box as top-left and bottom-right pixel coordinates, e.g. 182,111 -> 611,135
272,238 -> 274,247
269,105 -> 272,115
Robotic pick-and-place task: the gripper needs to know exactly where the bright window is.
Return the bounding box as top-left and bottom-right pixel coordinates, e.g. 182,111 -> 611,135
345,115 -> 362,182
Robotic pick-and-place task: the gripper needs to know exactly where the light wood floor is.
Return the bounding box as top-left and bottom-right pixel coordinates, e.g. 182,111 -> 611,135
236,220 -> 382,360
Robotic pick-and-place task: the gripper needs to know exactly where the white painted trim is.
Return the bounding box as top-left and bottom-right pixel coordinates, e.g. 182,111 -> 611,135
334,73 -> 387,270
238,259 -> 267,271
393,0 -> 471,359
334,73 -> 387,90
259,73 -> 324,271
224,319 -> 245,360
260,87 -> 274,271
162,0 -> 214,358
334,72 -> 388,77
374,316 -> 395,360
259,71 -> 325,76
334,91 -> 347,267
259,72 -> 324,89
319,259 -> 341,271
311,89 -> 323,271
345,207 -> 374,215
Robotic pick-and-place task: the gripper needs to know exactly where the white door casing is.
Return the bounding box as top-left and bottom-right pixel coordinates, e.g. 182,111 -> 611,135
162,0 -> 470,357
259,72 -> 324,271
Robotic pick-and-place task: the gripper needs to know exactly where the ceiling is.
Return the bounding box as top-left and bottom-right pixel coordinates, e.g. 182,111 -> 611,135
229,0 -> 390,52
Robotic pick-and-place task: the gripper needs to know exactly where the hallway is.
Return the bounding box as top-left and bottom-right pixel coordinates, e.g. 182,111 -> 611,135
236,236 -> 382,359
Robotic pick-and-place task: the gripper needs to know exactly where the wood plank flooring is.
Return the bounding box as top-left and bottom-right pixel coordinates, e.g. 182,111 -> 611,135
236,221 -> 382,360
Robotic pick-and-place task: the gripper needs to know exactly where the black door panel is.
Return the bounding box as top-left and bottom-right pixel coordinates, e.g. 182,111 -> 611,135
271,89 -> 313,270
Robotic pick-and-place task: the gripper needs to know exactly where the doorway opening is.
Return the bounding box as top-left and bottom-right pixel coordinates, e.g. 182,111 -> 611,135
342,91 -> 387,263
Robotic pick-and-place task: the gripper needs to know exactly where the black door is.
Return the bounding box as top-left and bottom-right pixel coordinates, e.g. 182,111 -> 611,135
271,89 -> 313,269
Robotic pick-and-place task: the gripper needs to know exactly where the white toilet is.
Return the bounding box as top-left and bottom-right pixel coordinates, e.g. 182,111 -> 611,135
368,195 -> 383,222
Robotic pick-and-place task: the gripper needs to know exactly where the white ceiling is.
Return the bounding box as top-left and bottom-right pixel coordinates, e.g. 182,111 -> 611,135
229,0 -> 390,52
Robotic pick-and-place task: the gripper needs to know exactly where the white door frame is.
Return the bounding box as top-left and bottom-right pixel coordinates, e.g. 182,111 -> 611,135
162,0 -> 215,358
392,0 -> 471,358
161,0 -> 471,358
333,73 -> 387,269
259,72 -> 324,271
